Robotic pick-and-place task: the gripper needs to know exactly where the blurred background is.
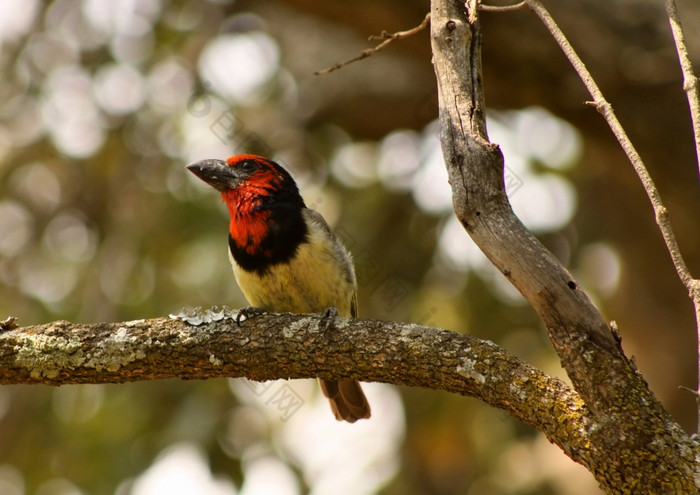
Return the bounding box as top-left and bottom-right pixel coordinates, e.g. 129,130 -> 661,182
0,0 -> 699,494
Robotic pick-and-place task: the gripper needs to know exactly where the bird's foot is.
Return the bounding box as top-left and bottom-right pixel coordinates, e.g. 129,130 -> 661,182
319,307 -> 339,332
236,306 -> 266,326
0,316 -> 18,332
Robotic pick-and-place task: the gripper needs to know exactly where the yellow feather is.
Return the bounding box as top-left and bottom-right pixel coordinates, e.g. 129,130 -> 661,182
230,208 -> 356,318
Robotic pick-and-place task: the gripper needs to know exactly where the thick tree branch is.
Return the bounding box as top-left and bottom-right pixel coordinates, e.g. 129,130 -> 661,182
431,0 -> 617,404
430,0 -> 697,492
2,314 -> 594,467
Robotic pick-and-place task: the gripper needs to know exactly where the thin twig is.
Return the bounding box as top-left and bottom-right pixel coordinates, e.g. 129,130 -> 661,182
479,1 -> 527,12
665,0 -> 700,433
679,385 -> 700,399
525,0 -> 700,430
314,13 -> 430,76
666,0 -> 700,180
679,384 -> 700,434
524,0 -> 694,289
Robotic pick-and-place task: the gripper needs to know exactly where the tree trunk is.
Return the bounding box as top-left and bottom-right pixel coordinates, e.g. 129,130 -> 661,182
429,0 -> 698,492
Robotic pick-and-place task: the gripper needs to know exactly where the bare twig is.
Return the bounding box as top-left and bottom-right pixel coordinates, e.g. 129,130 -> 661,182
525,0 -> 700,430
679,384 -> 700,433
525,0 -> 694,286
666,0 -> 700,180
665,0 -> 700,433
479,1 -> 527,13
314,13 -> 430,76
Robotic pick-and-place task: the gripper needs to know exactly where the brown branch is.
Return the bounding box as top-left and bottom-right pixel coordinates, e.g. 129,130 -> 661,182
314,13 -> 430,76
479,1 -> 527,13
432,0 -> 617,393
664,3 -> 700,409
1,313 -> 596,467
665,0 -> 700,180
431,0 -> 695,491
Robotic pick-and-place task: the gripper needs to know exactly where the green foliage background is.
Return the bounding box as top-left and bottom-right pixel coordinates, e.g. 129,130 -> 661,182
0,1 -> 698,494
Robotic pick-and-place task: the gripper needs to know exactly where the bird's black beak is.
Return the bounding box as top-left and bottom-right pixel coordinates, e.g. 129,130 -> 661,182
186,159 -> 241,193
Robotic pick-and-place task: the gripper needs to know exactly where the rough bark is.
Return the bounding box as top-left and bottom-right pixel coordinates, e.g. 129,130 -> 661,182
430,0 -> 698,493
1,314 -> 592,461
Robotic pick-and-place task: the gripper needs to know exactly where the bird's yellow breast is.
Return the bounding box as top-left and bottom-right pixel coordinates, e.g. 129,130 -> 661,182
230,220 -> 356,317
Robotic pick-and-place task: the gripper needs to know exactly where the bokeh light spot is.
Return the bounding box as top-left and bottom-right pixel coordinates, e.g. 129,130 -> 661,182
198,32 -> 279,104
0,200 -> 34,257
10,162 -> 61,212
41,66 -> 105,158
131,443 -> 236,495
94,63 -> 146,116
43,212 -> 97,262
0,0 -> 38,43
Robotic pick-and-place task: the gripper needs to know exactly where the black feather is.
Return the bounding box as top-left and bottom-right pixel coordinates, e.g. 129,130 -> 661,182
227,160 -> 309,275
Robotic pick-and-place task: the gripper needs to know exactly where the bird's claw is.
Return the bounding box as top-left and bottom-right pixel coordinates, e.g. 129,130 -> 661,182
319,307 -> 339,332
0,316 -> 18,332
236,306 -> 265,326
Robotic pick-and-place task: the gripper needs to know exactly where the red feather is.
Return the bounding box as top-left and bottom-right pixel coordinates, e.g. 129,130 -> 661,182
221,155 -> 284,255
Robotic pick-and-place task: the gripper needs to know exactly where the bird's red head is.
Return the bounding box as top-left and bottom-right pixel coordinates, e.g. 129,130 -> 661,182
187,154 -> 304,209
187,154 -> 297,195
186,154 -> 307,271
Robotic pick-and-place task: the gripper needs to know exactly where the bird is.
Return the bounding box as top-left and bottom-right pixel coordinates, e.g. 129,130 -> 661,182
186,154 -> 371,423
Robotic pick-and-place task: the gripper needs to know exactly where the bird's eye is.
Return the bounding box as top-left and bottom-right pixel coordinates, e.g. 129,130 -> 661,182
240,160 -> 256,172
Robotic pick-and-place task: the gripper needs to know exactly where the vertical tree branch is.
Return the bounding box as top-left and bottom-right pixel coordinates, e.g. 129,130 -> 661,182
665,0 -> 700,180
431,0 -> 618,411
526,0 -> 700,431
665,0 -> 700,429
430,0 -> 698,491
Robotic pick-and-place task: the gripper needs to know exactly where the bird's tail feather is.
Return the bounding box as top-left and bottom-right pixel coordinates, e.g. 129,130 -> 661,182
318,379 -> 371,423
